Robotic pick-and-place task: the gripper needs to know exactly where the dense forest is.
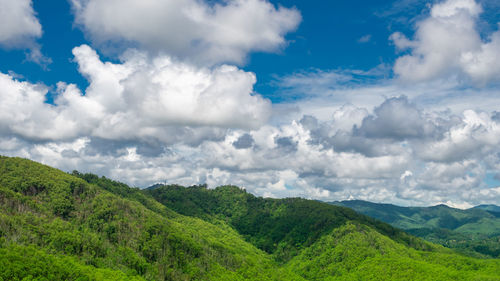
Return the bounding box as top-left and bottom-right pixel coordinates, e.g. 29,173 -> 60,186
1,156 -> 500,280
331,200 -> 500,258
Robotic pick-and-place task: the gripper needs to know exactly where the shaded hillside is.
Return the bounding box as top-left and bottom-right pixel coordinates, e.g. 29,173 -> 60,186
331,200 -> 500,258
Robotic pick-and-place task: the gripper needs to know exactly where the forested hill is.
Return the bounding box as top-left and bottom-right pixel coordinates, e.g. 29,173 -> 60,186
144,184 -> 431,262
2,156 -> 500,280
331,200 -> 500,258
0,156 -> 300,281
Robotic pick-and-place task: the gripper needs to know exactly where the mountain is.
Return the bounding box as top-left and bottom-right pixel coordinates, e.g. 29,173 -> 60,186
144,184 -> 432,262
474,204 -> 500,213
1,156 -> 500,280
331,200 -> 500,258
0,156 -> 300,280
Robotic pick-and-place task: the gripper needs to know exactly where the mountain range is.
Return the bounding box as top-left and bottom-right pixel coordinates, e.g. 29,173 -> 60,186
474,204 -> 500,213
1,156 -> 500,280
330,200 -> 500,258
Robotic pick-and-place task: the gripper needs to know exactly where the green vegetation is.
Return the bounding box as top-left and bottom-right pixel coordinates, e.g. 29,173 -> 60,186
1,156 -> 500,280
0,156 -> 300,280
0,244 -> 144,281
331,200 -> 500,258
286,223 -> 500,280
407,228 -> 500,258
145,184 -> 432,262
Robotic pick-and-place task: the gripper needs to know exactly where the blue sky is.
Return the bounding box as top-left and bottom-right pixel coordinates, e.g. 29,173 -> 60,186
1,0 -> 500,208
3,0 -> 500,98
0,0 -> 420,100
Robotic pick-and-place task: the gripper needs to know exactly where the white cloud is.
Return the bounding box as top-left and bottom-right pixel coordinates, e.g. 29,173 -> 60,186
417,110 -> 500,162
0,45 -> 271,142
3,0 -> 500,209
4,95 -> 500,207
0,0 -> 41,47
0,0 -> 51,66
392,0 -> 500,84
71,0 -> 301,65
460,30 -> 500,84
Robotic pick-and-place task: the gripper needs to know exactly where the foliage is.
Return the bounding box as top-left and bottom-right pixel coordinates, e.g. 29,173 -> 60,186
0,156 -> 301,280
0,243 -> 144,281
332,200 -> 500,257
286,222 -> 500,280
146,184 -> 433,262
1,156 -> 500,280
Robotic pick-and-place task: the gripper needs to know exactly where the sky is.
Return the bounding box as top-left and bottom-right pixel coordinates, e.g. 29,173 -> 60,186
1,0 -> 500,208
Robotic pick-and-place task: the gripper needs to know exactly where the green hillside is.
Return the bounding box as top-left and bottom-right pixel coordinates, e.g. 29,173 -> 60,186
145,185 -> 500,280
331,200 -> 500,258
0,156 -> 300,281
286,222 -> 500,280
1,156 -> 500,280
144,184 -> 433,262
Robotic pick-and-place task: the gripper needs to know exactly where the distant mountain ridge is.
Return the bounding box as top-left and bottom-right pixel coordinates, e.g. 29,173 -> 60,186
474,204 -> 500,213
330,200 -> 500,233
330,200 -> 500,258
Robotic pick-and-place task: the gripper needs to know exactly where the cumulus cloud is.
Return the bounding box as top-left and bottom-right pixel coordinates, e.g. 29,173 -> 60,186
0,0 -> 50,66
417,110 -> 500,162
0,0 -> 41,47
5,91 -> 500,207
0,45 -> 271,143
392,0 -> 500,84
3,0 -> 500,209
355,96 -> 437,140
70,0 -> 301,65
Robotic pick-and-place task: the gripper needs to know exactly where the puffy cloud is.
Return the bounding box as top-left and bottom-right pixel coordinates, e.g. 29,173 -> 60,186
417,110 -> 500,162
4,95 -> 500,207
0,45 -> 271,143
355,96 -> 437,140
0,0 -> 50,66
460,30 -> 500,84
71,0 -> 301,65
392,0 -> 500,84
3,41 -> 500,207
5,0 -> 500,210
0,0 -> 41,47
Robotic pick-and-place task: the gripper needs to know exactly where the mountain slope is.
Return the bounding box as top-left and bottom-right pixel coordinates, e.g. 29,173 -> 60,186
144,184 -> 433,262
474,204 -> 500,213
0,156 -> 301,281
287,222 -> 500,280
1,156 -> 500,280
331,200 -> 500,258
0,244 -> 144,281
145,185 -> 500,280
